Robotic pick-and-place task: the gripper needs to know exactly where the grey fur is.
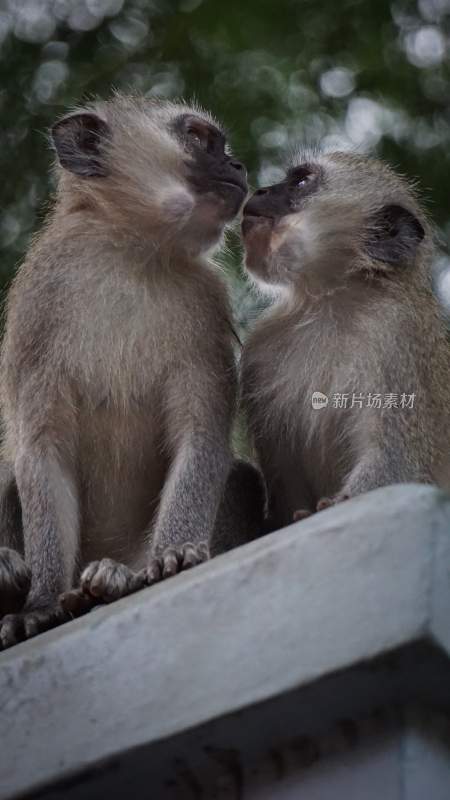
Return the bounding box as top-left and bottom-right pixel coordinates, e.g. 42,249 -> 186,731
0,94 -> 258,647
241,151 -> 450,530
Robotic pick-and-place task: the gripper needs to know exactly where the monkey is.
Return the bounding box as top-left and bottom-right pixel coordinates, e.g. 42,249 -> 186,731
0,453 -> 266,631
0,463 -> 28,618
210,456 -> 266,555
240,150 -> 450,532
0,93 -> 265,648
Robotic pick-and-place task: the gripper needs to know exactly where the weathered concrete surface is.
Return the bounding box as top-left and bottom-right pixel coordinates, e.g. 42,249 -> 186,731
23,647 -> 449,799
0,483 -> 449,799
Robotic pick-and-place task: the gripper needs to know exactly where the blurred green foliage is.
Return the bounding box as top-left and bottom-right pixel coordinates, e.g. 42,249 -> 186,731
1,0 -> 449,319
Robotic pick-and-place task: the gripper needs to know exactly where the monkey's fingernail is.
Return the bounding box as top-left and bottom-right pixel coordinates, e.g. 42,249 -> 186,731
146,563 -> 161,584
198,544 -> 209,560
24,618 -> 40,638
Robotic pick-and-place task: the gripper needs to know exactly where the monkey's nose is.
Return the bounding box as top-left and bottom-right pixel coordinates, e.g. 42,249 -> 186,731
229,159 -> 246,174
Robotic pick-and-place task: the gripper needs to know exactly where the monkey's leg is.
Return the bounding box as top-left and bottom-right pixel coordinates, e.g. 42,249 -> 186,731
64,377 -> 237,609
0,438 -> 78,649
210,459 -> 266,556
0,462 -> 30,617
146,432 -> 231,579
60,559 -> 148,616
266,472 -> 315,531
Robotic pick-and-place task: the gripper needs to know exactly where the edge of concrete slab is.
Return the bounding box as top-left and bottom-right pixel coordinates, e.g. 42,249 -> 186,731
0,482 -> 449,799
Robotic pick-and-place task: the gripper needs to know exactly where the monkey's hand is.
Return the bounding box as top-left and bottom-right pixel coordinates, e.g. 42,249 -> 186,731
0,547 -> 31,617
146,541 -> 209,584
60,545 -> 210,617
0,599 -> 67,649
316,493 -> 350,512
60,558 -> 148,617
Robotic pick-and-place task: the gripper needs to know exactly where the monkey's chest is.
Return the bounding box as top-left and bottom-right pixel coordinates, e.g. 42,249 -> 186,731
78,401 -> 169,566
244,337 -> 356,504
73,301 -> 195,409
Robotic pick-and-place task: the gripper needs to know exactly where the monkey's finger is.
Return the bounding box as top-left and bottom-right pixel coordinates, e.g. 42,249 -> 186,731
80,561 -> 102,592
161,548 -> 180,578
97,566 -> 147,598
24,611 -> 53,639
59,588 -> 97,617
21,607 -> 67,640
317,493 -> 350,512
145,558 -> 163,585
196,542 -> 210,562
0,613 -> 24,649
81,559 -> 147,603
292,508 -> 313,522
23,613 -> 41,639
180,541 -> 209,570
316,497 -> 333,512
129,570 -> 148,593
82,558 -> 119,600
180,543 -> 199,569
88,562 -> 123,601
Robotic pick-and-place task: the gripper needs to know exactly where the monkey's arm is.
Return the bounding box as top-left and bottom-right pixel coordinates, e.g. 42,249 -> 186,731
318,407 -> 434,511
340,449 -> 429,498
150,430 -> 231,576
0,393 -> 79,648
66,361 -> 239,608
60,342 -> 241,613
62,458 -> 266,617
149,364 -> 236,576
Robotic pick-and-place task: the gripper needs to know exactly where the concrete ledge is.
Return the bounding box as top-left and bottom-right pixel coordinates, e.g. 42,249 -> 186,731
0,483 -> 449,799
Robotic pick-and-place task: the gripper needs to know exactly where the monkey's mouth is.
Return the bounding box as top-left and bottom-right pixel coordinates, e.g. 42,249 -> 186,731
188,171 -> 247,198
219,181 -> 247,194
242,214 -> 274,237
215,177 -> 248,196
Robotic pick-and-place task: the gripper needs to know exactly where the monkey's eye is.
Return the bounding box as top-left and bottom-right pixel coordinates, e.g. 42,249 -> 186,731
289,166 -> 313,188
186,123 -> 211,151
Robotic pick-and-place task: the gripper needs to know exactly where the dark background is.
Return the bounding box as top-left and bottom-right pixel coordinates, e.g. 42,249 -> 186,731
1,0 -> 449,322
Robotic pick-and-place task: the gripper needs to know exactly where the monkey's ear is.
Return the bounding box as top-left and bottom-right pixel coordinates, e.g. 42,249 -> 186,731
51,113 -> 111,177
365,204 -> 425,266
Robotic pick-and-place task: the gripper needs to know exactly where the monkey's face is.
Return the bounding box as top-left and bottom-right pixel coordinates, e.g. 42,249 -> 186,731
242,162 -> 323,290
51,96 -> 247,255
242,152 -> 427,293
171,112 -> 248,251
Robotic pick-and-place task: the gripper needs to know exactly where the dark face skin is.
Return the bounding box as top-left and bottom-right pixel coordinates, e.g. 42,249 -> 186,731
52,109 -> 248,223
174,114 -> 248,218
242,158 -> 426,282
242,164 -> 321,233
241,164 -> 321,273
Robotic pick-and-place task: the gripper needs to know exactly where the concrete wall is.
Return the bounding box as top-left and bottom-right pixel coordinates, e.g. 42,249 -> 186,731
0,483 -> 449,799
